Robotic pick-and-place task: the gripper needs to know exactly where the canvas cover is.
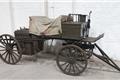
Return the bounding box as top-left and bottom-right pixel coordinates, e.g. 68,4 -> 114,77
29,16 -> 64,35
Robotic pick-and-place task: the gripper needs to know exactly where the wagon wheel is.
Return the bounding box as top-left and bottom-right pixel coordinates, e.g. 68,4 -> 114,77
56,44 -> 87,76
0,34 -> 22,64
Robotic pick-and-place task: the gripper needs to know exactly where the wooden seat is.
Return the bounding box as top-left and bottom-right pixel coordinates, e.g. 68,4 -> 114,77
82,33 -> 104,42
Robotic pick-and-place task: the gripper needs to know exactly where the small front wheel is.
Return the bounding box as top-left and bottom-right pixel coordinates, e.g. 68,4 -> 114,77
56,44 -> 87,76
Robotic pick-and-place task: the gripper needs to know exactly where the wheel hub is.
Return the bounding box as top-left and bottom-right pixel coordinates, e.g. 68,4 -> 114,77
6,44 -> 13,53
69,57 -> 76,64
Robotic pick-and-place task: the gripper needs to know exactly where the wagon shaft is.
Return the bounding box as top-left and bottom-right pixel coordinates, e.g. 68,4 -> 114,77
92,44 -> 120,71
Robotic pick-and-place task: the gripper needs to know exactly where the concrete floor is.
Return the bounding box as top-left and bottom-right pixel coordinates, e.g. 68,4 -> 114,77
0,53 -> 120,80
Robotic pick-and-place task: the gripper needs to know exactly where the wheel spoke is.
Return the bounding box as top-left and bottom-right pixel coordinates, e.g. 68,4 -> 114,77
4,52 -> 9,60
2,36 -> 7,44
60,62 -> 68,66
72,64 -> 76,73
68,48 -> 72,57
68,64 -> 72,73
0,45 -> 5,48
1,39 -> 6,45
9,38 -> 14,44
59,55 -> 68,62
13,44 -> 17,47
13,48 -> 18,53
10,54 -> 14,63
60,51 -> 68,58
74,64 -> 80,72
59,49 -> 71,62
8,36 -> 12,44
5,36 -> 8,44
60,53 -> 67,58
13,51 -> 19,57
13,50 -> 18,51
8,53 -> 11,63
62,48 -> 69,58
1,51 -> 7,56
12,53 -> 18,61
0,49 -> 5,51
12,40 -> 15,44
64,63 -> 69,71
9,37 -> 12,44
76,62 -> 84,69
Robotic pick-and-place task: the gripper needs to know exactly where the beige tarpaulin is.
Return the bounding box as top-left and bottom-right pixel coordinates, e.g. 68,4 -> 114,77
29,16 -> 63,35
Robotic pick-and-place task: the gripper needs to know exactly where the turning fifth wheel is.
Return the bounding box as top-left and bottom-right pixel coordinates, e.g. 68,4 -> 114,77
56,44 -> 88,76
0,34 -> 22,64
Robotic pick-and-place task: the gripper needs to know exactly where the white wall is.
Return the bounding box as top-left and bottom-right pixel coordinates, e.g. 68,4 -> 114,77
0,1 -> 12,34
48,0 -> 72,18
73,1 -> 120,60
0,0 -> 45,34
12,0 -> 45,31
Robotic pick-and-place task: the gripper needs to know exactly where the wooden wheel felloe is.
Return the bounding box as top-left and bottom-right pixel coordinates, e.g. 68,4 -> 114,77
0,34 -> 22,64
56,44 -> 87,76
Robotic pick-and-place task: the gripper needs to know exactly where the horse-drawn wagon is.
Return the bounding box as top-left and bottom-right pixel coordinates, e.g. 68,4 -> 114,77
0,11 -> 120,76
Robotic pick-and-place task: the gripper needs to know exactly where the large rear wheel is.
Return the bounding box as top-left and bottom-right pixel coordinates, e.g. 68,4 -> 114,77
0,34 -> 22,64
